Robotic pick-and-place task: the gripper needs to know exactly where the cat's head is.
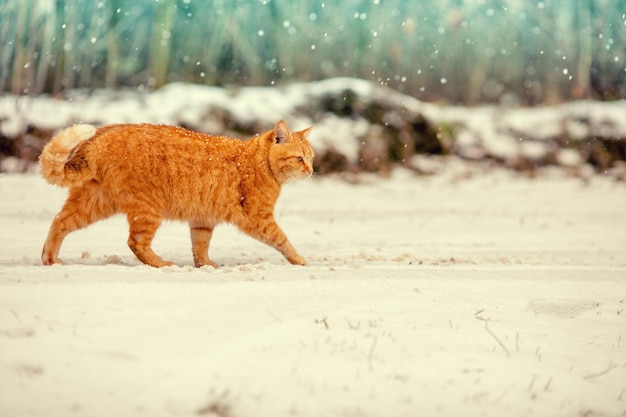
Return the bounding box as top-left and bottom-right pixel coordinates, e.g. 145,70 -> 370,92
268,120 -> 315,184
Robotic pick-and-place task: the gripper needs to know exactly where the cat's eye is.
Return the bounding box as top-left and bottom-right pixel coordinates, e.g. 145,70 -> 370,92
297,156 -> 304,162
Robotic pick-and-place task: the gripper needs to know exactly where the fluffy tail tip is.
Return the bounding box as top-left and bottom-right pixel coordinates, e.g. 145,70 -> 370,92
57,124 -> 97,149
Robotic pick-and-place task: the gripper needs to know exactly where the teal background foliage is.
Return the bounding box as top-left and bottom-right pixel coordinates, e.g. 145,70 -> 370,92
1,0 -> 625,104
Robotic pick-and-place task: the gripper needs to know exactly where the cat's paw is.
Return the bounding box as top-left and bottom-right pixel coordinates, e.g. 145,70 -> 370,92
42,250 -> 61,265
42,256 -> 61,266
195,259 -> 218,269
288,254 -> 307,266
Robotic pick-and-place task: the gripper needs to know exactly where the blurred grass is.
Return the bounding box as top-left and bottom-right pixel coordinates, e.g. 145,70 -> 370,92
0,0 -> 624,104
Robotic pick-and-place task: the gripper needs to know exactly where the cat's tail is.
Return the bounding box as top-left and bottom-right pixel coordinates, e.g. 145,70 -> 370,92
39,124 -> 97,187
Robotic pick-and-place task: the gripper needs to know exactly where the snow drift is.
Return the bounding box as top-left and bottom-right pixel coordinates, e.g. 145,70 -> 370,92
1,78 -> 625,178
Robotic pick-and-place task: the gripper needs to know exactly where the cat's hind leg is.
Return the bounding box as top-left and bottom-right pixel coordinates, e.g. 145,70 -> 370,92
42,182 -> 117,265
189,222 -> 218,268
126,212 -> 173,267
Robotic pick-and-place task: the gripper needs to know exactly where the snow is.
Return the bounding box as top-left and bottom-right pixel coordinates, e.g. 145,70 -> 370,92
0,77 -> 625,415
1,166 -> 625,417
2,80 -> 626,179
308,115 -> 369,164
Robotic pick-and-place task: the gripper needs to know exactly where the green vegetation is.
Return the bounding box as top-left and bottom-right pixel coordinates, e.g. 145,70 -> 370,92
1,0 -> 625,104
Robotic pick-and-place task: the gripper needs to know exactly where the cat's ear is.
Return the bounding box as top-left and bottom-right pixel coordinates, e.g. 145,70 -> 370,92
274,119 -> 292,144
299,127 -> 313,139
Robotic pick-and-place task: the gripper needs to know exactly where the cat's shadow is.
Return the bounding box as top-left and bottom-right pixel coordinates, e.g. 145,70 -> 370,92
22,254 -> 286,270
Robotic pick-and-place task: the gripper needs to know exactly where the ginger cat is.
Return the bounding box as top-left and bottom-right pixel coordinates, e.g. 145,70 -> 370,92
39,120 -> 314,268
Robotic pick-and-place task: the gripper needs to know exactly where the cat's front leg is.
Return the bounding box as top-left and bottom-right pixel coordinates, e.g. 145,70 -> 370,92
285,251 -> 307,266
189,222 -> 218,268
237,216 -> 306,266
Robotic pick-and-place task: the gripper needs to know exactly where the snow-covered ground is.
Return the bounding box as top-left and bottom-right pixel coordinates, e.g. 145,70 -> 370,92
1,164 -> 625,417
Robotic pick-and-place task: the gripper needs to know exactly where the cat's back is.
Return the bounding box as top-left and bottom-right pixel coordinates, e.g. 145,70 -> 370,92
90,124 -> 244,167
93,123 -> 221,151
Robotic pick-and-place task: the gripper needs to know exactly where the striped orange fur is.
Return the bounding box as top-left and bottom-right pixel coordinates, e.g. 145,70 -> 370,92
39,120 -> 314,268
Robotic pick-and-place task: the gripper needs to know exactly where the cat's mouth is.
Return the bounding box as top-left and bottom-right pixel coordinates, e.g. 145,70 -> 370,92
286,170 -> 313,182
